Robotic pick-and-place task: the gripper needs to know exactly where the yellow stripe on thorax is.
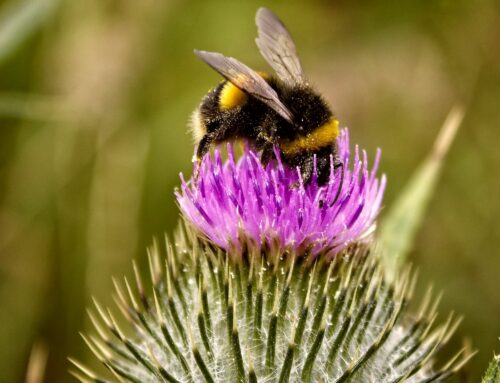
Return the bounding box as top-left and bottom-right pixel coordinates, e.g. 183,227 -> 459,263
219,82 -> 247,110
219,72 -> 270,110
281,119 -> 339,156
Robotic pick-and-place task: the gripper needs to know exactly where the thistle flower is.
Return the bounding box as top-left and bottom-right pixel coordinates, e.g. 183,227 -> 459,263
176,129 -> 386,261
73,128 -> 475,382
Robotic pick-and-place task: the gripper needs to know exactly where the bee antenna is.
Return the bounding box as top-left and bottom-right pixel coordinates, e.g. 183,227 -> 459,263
329,162 -> 344,207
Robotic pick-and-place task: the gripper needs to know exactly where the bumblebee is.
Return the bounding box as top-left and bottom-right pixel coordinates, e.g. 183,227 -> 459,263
191,7 -> 343,190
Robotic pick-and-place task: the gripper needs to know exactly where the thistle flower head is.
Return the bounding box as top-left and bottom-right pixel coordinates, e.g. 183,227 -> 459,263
74,123 -> 474,383
177,129 -> 386,261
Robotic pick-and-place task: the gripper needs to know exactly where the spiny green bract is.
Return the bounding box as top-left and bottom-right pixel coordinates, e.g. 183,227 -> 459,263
482,354 -> 500,383
71,223 -> 472,383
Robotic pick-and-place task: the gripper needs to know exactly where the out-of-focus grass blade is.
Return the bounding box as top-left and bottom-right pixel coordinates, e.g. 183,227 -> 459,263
0,0 -> 58,65
0,93 -> 74,121
378,106 -> 465,282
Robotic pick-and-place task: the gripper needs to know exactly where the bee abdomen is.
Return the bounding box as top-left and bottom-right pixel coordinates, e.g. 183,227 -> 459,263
280,118 -> 340,156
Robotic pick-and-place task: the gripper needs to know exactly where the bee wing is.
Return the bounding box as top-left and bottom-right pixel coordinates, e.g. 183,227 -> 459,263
195,50 -> 293,122
255,7 -> 305,85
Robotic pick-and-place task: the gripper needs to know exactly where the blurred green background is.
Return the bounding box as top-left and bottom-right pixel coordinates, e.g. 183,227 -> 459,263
0,0 -> 499,381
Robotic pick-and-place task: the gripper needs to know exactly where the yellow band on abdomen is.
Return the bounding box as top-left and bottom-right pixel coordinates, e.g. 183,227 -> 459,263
281,119 -> 339,156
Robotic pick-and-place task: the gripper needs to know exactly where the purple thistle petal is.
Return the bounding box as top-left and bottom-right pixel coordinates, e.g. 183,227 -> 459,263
176,128 -> 385,260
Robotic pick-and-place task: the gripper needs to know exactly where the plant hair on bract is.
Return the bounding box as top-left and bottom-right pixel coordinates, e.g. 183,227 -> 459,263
191,7 -> 343,188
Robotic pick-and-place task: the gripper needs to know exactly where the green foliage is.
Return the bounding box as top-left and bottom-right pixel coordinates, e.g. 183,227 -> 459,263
72,222 -> 472,383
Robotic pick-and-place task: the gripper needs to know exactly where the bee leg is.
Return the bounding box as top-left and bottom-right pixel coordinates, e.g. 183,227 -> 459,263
196,134 -> 213,160
257,121 -> 278,166
257,116 -> 278,146
301,156 -> 314,186
289,154 -> 314,189
316,154 -> 330,185
260,144 -> 275,166
329,159 -> 344,207
193,134 -> 214,185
